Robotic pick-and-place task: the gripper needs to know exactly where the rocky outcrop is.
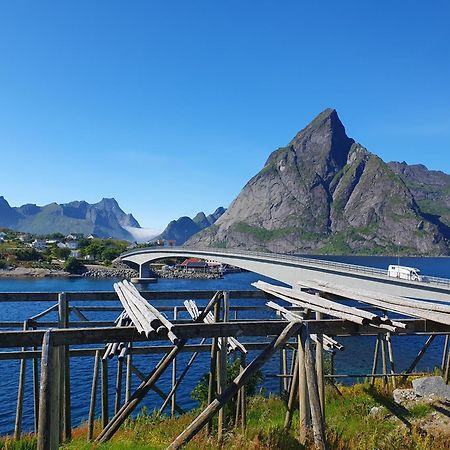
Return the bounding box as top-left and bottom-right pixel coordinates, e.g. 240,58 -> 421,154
188,109 -> 450,255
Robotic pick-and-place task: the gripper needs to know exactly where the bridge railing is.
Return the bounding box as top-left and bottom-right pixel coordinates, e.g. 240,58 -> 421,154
122,246 -> 450,288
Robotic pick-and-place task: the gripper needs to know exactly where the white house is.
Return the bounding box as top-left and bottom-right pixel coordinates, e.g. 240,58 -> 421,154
31,240 -> 47,250
0,232 -> 6,239
66,241 -> 79,250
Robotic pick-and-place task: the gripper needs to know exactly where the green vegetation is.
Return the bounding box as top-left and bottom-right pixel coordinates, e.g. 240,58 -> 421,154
3,381 -> 448,450
78,239 -> 128,264
234,222 -> 295,242
63,257 -> 87,274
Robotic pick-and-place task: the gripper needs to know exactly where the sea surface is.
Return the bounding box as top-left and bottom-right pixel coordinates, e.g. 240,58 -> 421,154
1,255 -> 449,435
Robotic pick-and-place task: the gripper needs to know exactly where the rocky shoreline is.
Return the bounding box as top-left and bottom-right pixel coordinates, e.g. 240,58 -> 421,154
82,266 -> 138,279
0,267 -> 73,278
154,268 -> 223,279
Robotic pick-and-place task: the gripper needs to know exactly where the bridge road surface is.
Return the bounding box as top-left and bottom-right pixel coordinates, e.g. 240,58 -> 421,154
120,247 -> 450,304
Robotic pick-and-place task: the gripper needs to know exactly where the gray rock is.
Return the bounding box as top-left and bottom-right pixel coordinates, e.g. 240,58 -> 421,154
412,376 -> 450,401
393,388 -> 417,404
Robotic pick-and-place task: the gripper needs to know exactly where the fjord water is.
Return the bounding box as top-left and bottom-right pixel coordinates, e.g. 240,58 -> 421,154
1,256 -> 449,435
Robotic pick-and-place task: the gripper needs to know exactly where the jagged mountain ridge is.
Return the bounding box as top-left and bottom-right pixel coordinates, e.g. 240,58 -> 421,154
188,109 -> 450,255
156,207 -> 226,245
0,196 -> 140,240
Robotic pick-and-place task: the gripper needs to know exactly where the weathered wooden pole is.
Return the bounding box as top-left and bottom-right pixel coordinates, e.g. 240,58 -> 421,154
88,350 -> 101,441
284,350 -> 299,431
207,300 -> 220,434
301,324 -> 326,450
381,333 -> 388,389
37,330 -> 61,450
281,346 -> 288,395
115,358 -> 124,414
167,321 -> 302,450
58,292 -> 71,440
14,320 -> 28,440
441,335 -> 449,372
126,343 -> 132,402
217,291 -> 229,443
401,335 -> 436,383
371,335 -> 380,385
444,344 -> 450,384
171,307 -> 178,417
32,326 -> 40,433
240,352 -> 247,432
386,332 -> 396,389
298,331 -> 310,445
315,310 -> 325,420
101,357 -> 109,429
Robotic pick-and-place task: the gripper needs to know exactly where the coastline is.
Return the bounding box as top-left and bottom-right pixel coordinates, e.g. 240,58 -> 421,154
0,267 -> 75,278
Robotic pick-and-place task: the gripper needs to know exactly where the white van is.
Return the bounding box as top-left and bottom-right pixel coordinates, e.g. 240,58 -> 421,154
387,265 -> 423,282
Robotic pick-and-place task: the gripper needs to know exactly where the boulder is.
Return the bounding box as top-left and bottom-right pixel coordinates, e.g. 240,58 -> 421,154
412,376 -> 450,401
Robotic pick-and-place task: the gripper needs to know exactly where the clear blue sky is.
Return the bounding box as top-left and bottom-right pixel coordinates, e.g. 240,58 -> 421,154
1,1 -> 449,230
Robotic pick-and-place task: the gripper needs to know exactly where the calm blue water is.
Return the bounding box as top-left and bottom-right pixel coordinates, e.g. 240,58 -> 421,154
0,256 -> 449,435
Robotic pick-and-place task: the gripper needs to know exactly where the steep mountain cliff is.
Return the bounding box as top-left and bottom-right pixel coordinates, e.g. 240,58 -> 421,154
188,109 -> 449,255
156,207 -> 226,245
0,197 -> 141,240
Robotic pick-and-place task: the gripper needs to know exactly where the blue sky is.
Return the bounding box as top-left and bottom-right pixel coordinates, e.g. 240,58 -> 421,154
1,1 -> 449,230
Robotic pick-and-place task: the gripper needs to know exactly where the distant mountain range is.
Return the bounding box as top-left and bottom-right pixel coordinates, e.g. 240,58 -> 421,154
0,196 -> 153,241
155,207 -> 226,245
188,109 -> 450,255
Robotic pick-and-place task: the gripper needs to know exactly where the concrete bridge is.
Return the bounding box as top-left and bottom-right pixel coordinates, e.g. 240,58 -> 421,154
120,247 -> 450,303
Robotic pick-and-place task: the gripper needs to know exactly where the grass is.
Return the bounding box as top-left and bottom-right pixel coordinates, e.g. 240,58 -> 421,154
2,383 -> 449,450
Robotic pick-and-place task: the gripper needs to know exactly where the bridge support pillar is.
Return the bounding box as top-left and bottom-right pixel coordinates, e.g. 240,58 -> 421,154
139,264 -> 151,278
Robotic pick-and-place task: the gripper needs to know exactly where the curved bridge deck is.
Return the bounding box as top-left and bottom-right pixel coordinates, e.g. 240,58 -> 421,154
121,247 -> 450,303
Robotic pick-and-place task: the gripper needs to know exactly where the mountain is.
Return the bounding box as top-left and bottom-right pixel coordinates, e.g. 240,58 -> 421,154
156,207 -> 226,245
0,196 -> 142,241
188,109 -> 450,255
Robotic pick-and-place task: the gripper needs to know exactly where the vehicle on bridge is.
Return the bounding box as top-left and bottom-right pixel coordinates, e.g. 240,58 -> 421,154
387,265 -> 423,282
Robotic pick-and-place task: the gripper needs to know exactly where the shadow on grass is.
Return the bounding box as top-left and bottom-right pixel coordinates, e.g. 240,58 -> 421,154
433,400 -> 450,419
365,386 -> 412,430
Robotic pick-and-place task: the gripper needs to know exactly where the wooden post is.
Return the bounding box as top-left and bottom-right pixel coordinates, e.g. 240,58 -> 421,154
300,324 -> 326,450
444,343 -> 450,384
14,321 -> 28,440
37,331 -> 60,450
284,351 -> 299,431
33,326 -> 40,433
115,359 -> 123,414
171,307 -> 178,417
315,311 -> 325,420
386,332 -> 396,389
101,357 -> 109,429
381,333 -> 388,389
207,301 -> 220,434
371,335 -> 380,385
298,332 -> 310,445
217,291 -> 229,443
126,343 -> 132,403
239,352 -> 247,432
58,292 -> 71,441
441,335 -> 449,372
167,321 -> 302,450
281,346 -> 288,395
88,350 -> 101,441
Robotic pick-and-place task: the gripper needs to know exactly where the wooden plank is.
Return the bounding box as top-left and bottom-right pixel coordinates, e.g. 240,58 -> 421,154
1,320 -> 449,349
302,280 -> 450,325
14,321 -> 28,440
